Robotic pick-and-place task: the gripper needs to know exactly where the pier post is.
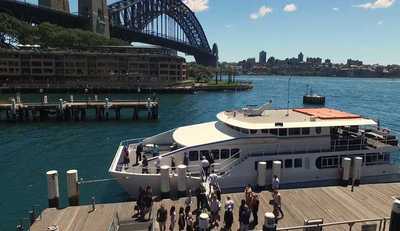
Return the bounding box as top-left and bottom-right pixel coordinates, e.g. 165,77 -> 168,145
272,160 -> 282,181
199,213 -> 210,230
132,108 -> 139,120
105,98 -> 110,121
160,165 -> 171,198
46,170 -> 60,208
115,108 -> 121,120
67,170 -> 80,206
352,157 -> 363,186
341,157 -> 351,186
257,162 -> 267,190
389,199 -> 400,231
11,98 -> 17,121
177,164 -> 187,197
80,109 -> 86,121
43,95 -> 48,104
263,212 -> 276,231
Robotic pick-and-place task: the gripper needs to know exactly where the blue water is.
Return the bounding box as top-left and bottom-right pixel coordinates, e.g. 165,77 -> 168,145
1,75 -> 400,230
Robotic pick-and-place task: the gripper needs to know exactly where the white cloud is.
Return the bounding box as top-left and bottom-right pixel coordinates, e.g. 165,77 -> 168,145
225,24 -> 233,29
354,0 -> 395,9
377,20 -> 384,25
283,3 -> 297,12
182,0 -> 209,12
250,5 -> 272,20
332,7 -> 340,11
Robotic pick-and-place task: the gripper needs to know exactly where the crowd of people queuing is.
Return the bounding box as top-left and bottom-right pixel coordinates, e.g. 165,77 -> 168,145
151,176 -> 284,230
126,144 -> 285,230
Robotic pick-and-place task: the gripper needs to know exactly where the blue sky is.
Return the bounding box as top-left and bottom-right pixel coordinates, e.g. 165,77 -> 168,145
26,0 -> 399,65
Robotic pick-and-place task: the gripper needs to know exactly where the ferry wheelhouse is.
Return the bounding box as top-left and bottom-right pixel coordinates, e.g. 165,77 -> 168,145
109,102 -> 400,198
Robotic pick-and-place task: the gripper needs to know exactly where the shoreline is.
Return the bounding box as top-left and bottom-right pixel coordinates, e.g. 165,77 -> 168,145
0,84 -> 253,94
243,73 -> 400,79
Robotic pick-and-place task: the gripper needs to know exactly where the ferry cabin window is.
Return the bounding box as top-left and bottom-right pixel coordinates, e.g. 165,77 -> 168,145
315,127 -> 322,134
241,128 -> 250,134
365,153 -> 390,165
316,156 -> 339,169
294,158 -> 302,168
231,148 -> 240,158
278,129 -> 287,136
302,128 -> 310,135
250,130 -> 258,134
211,149 -> 220,160
289,128 -> 301,136
221,149 -> 230,159
200,150 -> 210,159
261,129 -> 269,134
270,129 -> 278,135
285,159 -> 293,168
189,151 -> 199,161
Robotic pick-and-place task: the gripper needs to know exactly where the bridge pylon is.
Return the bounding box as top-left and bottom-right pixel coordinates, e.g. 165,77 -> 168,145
39,0 -> 70,13
79,0 -> 110,38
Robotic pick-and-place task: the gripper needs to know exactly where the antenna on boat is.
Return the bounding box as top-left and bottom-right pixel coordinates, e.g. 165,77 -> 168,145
286,77 -> 292,116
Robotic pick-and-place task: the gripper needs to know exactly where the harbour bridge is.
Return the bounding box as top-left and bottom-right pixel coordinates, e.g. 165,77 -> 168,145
0,0 -> 218,66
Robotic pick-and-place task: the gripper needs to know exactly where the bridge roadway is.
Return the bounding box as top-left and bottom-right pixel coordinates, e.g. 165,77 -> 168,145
0,0 -> 89,29
30,182 -> 399,231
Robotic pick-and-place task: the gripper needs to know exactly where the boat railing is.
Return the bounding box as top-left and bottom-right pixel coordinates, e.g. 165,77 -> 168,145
277,216 -> 390,231
120,137 -> 146,146
214,151 -> 247,176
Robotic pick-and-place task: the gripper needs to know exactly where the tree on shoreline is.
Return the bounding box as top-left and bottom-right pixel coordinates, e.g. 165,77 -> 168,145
0,13 -> 125,48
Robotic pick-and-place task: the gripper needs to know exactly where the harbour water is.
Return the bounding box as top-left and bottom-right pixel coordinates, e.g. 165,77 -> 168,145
1,75 -> 400,230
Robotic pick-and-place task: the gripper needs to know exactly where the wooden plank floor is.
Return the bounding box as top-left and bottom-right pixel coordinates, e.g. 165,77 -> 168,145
31,183 -> 400,231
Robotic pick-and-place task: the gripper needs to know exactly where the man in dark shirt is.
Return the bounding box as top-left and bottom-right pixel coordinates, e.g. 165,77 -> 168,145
136,143 -> 143,165
157,204 -> 168,231
239,199 -> 251,231
251,193 -> 260,227
142,156 -> 148,174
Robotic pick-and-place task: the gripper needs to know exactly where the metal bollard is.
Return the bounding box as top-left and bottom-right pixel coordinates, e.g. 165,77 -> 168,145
389,199 -> 400,231
263,212 -> 276,231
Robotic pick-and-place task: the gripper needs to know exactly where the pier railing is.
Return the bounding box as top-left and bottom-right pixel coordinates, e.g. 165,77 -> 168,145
277,217 -> 390,231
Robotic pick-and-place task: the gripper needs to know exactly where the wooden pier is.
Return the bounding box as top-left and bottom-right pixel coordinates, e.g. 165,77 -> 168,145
0,98 -> 159,122
30,182 -> 400,231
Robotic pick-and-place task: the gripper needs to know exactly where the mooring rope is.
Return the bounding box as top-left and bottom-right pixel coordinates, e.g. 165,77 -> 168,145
78,178 -> 116,184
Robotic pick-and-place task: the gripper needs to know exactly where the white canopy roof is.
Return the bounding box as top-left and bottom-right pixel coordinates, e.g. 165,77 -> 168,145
172,121 -> 235,147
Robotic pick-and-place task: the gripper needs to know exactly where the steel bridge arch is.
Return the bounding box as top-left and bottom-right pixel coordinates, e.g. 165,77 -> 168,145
108,0 -> 216,66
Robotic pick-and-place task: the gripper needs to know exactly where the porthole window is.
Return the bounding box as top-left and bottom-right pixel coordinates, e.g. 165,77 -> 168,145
315,127 -> 322,134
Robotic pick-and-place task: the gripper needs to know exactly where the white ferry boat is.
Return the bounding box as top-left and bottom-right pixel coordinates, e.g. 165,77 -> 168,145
109,102 -> 399,198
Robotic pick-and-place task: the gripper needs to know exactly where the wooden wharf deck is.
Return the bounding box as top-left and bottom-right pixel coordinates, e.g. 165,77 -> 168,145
0,99 -> 159,122
30,182 -> 400,231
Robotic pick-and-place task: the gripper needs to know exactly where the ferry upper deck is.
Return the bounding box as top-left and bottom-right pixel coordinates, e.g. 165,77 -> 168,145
217,107 -> 377,130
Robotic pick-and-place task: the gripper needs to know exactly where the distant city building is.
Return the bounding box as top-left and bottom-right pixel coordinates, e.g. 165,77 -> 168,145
306,57 -> 322,65
0,46 -> 187,89
298,52 -> 304,63
259,51 -> 267,64
347,59 -> 363,66
286,57 -> 299,65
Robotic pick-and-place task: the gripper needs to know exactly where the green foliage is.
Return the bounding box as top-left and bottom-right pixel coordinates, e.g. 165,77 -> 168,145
0,13 -> 125,47
186,63 -> 216,82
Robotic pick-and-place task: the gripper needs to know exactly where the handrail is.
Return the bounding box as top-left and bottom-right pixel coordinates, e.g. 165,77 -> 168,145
277,216 -> 390,231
